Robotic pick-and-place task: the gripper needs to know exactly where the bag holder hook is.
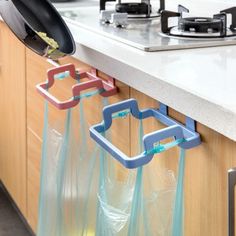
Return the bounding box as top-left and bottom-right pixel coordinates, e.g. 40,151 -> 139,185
36,64 -> 117,110
90,99 -> 201,169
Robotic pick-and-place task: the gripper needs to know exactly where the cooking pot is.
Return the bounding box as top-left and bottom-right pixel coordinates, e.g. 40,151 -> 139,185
0,0 -> 75,60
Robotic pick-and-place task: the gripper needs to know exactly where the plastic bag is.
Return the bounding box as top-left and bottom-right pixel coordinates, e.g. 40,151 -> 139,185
37,93 -> 185,236
37,94 -> 106,236
95,119 -> 186,236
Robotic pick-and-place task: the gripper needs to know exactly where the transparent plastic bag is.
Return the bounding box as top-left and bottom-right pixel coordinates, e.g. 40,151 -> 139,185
37,95 -> 185,236
95,120 -> 185,236
37,95 -> 106,236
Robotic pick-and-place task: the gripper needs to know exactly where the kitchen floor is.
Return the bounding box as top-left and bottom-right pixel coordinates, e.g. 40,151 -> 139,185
0,185 -> 33,236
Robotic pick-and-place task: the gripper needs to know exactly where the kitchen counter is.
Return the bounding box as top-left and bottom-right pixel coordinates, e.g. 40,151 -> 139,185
14,1 -> 236,140
70,24 -> 236,141
53,0 -> 236,141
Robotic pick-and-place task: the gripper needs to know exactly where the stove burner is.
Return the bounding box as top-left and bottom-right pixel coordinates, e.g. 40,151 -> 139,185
160,5 -> 236,39
179,17 -> 222,33
115,3 -> 151,16
99,0 -> 165,13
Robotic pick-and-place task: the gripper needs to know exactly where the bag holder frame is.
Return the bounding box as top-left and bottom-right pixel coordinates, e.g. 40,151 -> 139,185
90,99 -> 201,169
36,64 -> 117,110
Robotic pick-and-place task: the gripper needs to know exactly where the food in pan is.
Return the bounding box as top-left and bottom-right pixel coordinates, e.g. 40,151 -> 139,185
37,32 -> 61,57
37,32 -> 59,49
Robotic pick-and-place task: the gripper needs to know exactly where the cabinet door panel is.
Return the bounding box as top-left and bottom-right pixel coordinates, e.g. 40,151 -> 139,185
27,129 -> 41,232
0,22 -> 27,216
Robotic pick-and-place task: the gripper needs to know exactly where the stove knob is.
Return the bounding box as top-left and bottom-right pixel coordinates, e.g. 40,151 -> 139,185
100,10 -> 116,24
111,13 -> 128,28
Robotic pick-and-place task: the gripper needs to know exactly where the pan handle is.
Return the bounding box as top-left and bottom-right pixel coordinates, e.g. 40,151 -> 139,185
228,168 -> 236,236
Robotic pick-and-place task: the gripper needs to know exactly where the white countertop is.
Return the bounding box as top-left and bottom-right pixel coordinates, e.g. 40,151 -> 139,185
8,0 -> 236,140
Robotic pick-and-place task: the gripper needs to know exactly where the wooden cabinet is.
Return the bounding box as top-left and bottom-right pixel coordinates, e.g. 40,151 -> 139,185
1,21 -> 236,236
0,22 -> 27,216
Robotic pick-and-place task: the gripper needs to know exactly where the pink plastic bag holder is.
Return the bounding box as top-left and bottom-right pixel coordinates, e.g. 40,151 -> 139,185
36,64 -> 117,110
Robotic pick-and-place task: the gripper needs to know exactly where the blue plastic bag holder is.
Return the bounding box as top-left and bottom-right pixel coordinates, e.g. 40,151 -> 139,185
90,99 -> 201,169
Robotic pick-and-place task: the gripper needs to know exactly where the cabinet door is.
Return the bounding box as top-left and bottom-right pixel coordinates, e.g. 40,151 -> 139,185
0,22 -> 27,216
130,88 -> 236,236
26,50 -> 130,232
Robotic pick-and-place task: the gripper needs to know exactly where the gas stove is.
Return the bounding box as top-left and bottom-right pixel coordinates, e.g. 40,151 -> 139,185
58,1 -> 236,52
